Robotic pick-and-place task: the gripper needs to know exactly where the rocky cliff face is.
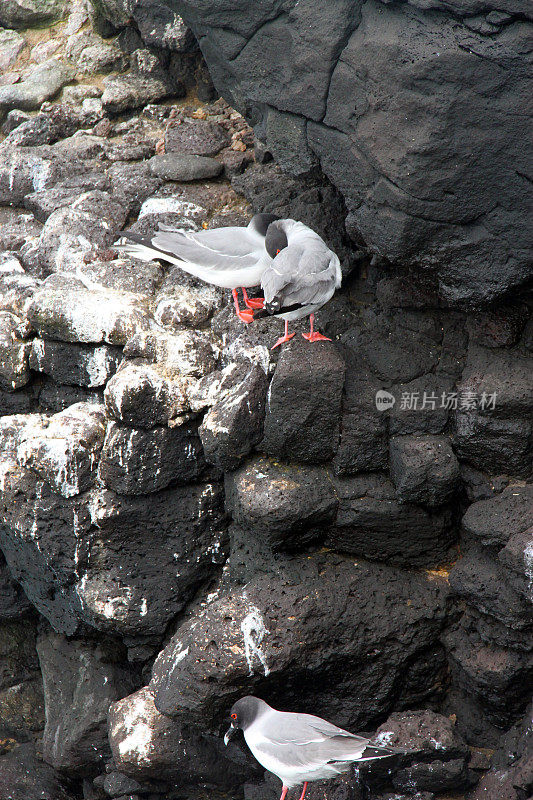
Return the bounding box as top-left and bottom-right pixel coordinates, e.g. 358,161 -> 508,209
0,2 -> 531,800
169,0 -> 532,307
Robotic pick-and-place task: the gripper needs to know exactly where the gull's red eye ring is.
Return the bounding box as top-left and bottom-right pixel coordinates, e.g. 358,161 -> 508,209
231,713 -> 237,720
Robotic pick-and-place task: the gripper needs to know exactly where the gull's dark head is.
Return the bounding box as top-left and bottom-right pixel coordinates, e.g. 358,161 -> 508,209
265,220 -> 288,259
224,696 -> 267,745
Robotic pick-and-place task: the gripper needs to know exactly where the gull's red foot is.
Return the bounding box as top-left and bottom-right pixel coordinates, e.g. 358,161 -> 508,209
241,288 -> 265,310
232,288 -> 254,323
236,308 -> 254,324
271,320 -> 295,349
302,312 -> 330,342
302,331 -> 331,342
271,331 -> 295,350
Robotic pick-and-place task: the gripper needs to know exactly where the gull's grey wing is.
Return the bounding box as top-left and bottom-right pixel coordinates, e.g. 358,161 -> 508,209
151,226 -> 265,271
251,711 -> 369,770
261,243 -> 339,309
259,711 -> 368,746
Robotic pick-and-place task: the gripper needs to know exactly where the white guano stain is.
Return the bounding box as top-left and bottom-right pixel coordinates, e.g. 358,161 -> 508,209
241,605 -> 270,677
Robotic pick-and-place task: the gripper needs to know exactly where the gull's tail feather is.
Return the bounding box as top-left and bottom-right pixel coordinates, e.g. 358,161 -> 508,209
357,744 -> 400,762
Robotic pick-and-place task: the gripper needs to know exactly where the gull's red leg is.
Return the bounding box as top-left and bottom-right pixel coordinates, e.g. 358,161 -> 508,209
241,287 -> 264,309
232,288 -> 254,323
271,319 -> 295,350
302,312 -> 331,342
297,783 -> 308,800
279,787 -> 289,800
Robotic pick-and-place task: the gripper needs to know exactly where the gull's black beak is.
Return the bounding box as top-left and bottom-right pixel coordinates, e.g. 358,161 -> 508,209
224,723 -> 236,746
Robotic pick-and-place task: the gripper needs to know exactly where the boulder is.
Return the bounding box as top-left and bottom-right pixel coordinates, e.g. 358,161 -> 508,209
261,337 -> 345,463
164,118 -> 229,156
133,1 -> 196,52
199,362 -> 268,470
0,145 -> 63,206
30,339 -> 123,389
98,420 -> 205,495
0,0 -> 69,28
151,552 -> 449,732
108,686 -> 254,787
329,474 -> 454,567
104,361 -> 191,428
0,59 -> 75,120
389,435 -> 460,508
0,742 -> 75,800
454,344 -> 533,478
37,632 -> 134,774
449,547 -> 532,633
461,485 -> 533,550
0,617 -> 44,741
28,286 -> 150,346
444,627 -> 533,730
149,153 -> 223,181
374,709 -> 472,794
75,481 -> 227,635
0,28 -> 25,71
15,403 -> 106,498
225,456 -> 337,551
102,72 -> 176,115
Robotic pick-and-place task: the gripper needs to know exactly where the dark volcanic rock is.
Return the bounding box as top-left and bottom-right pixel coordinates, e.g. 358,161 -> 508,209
108,686 -> 255,787
444,626 -> 533,730
461,485 -> 533,551
103,361 -> 191,428
225,456 -> 337,551
0,553 -> 31,619
199,362 -> 268,471
75,482 -> 227,635
449,547 -> 532,633
30,339 -> 123,389
37,633 -> 134,774
389,435 -> 460,508
0,742 -> 75,800
374,709 -> 473,793
329,474 -> 454,567
133,1 -> 196,51
261,337 -> 345,463
151,552 -> 449,732
171,0 -> 532,304
98,420 -> 205,494
453,344 -> 533,478
164,118 -> 229,155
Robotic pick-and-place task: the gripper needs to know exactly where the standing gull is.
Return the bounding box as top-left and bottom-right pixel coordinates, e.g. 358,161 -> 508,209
224,696 -> 397,800
115,212 -> 284,323
254,219 -> 341,349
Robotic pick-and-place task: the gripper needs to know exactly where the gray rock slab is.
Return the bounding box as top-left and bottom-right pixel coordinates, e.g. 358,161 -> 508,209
149,153 -> 223,181
0,59 -> 75,120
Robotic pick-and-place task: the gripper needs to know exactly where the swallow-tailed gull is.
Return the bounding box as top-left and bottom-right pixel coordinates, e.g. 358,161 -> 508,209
224,696 -> 397,800
253,219 -> 341,349
115,213 -> 284,323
